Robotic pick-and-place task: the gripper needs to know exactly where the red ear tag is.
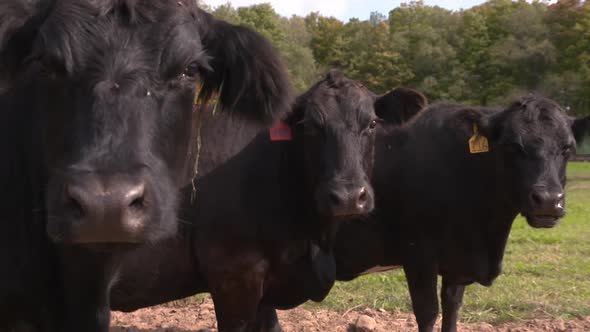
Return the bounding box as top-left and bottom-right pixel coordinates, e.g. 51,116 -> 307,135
270,121 -> 292,141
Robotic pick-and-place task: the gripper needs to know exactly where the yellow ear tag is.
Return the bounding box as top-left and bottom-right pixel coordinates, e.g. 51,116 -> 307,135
469,123 -> 489,154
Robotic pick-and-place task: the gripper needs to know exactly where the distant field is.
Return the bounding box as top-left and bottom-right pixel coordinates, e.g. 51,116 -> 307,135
307,162 -> 590,325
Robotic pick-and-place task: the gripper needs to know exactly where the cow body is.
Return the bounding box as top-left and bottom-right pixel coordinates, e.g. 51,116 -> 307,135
333,97 -> 590,332
0,1 -> 292,331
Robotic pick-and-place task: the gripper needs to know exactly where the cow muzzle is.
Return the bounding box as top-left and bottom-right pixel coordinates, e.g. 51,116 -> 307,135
47,173 -> 152,244
523,190 -> 565,228
316,183 -> 374,218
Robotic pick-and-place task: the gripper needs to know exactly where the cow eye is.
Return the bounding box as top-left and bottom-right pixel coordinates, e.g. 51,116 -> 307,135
38,56 -> 66,80
302,122 -> 322,137
183,62 -> 200,78
304,125 -> 319,136
296,118 -> 323,137
505,143 -> 526,156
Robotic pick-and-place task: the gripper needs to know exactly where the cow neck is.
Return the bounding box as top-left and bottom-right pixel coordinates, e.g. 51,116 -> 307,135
0,89 -> 61,323
486,163 -> 522,271
279,134 -> 340,252
2,86 -> 49,241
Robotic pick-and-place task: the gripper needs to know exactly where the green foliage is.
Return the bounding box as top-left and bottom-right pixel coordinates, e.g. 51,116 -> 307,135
388,1 -> 462,100
278,16 -> 319,93
306,14 -> 346,68
210,3 -> 240,24
201,0 -> 590,114
237,4 -> 285,44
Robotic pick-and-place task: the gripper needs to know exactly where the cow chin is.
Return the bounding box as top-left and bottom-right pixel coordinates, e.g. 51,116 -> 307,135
523,214 -> 561,228
47,206 -> 177,249
72,243 -> 141,254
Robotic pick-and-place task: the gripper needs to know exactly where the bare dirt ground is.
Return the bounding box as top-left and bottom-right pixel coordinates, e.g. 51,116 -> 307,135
111,298 -> 590,332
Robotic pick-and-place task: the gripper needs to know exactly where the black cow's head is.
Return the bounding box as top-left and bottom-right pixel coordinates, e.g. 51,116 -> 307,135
480,96 -> 589,228
289,70 -> 426,219
0,0 -> 291,246
288,71 -> 376,218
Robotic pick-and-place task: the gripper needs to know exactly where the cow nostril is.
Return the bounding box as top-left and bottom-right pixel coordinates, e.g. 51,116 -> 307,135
67,196 -> 85,218
329,192 -> 341,207
65,185 -> 86,218
129,197 -> 144,209
531,192 -> 543,206
555,192 -> 565,209
125,184 -> 146,211
358,187 -> 368,205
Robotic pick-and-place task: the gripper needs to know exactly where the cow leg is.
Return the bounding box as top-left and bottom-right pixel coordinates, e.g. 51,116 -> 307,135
245,306 -> 283,332
403,264 -> 439,332
207,246 -> 269,332
441,278 -> 465,332
59,248 -> 119,332
210,278 -> 264,332
8,321 -> 39,332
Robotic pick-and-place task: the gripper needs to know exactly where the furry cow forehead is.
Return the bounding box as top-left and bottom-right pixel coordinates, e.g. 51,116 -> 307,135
511,97 -> 570,127
298,74 -> 376,127
55,0 -> 198,22
34,0 -> 204,75
501,96 -> 575,147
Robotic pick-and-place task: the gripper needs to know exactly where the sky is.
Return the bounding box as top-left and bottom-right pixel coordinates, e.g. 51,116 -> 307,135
203,0 -> 489,21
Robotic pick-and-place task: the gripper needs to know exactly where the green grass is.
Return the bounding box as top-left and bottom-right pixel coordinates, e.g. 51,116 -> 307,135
568,161 -> 590,180
306,162 -> 590,325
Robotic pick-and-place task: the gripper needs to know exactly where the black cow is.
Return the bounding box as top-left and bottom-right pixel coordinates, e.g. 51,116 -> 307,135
0,1 -> 291,331
333,96 -> 590,332
109,72 -> 427,332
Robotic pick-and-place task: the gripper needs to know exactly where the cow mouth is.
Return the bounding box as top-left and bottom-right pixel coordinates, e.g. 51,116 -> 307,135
323,208 -> 373,221
523,214 -> 561,228
76,243 -> 141,253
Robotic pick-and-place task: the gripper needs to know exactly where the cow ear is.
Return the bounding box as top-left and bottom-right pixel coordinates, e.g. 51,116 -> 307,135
572,115 -> 590,145
0,1 -> 52,87
195,9 -> 293,124
374,87 -> 427,126
448,107 -> 493,139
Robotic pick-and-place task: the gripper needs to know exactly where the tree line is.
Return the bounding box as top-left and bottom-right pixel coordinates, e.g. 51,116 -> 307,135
200,0 -> 590,117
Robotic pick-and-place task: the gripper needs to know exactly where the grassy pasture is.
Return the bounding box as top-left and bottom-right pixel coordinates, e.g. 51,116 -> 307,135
306,162 -> 590,325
